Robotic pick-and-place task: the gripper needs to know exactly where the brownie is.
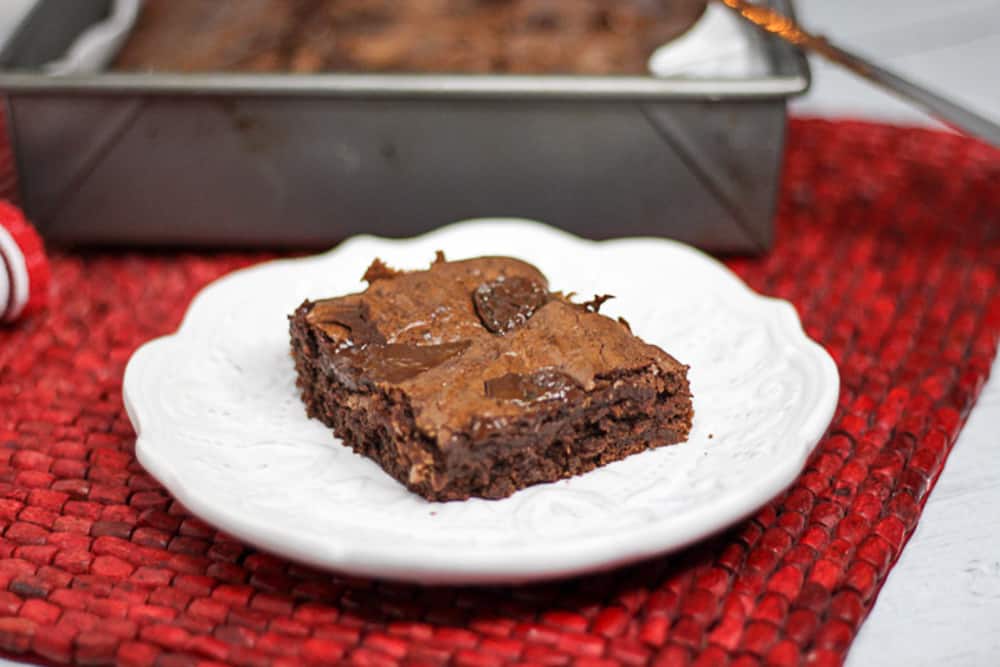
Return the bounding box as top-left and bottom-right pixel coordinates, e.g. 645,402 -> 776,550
113,0 -> 707,75
288,253 -> 693,501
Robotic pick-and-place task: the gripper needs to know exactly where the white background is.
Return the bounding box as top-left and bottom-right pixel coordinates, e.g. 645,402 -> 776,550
0,1 -> 998,665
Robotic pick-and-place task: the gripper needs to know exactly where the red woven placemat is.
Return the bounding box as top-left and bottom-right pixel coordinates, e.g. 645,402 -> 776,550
1,119 -> 999,667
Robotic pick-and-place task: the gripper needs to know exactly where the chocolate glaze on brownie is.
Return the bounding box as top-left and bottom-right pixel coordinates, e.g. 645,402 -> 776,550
114,0 -> 707,75
289,254 -> 693,501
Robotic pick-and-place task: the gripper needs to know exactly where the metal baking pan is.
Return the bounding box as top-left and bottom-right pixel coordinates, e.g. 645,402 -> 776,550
0,0 -> 808,252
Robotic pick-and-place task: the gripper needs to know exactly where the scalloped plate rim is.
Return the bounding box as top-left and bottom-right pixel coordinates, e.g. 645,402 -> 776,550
123,218 -> 839,584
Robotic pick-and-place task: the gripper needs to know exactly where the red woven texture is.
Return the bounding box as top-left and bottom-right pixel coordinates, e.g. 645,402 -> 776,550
1,119 -> 999,667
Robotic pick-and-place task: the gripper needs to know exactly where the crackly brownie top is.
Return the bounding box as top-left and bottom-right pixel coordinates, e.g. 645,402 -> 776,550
302,254 -> 684,445
114,0 -> 706,75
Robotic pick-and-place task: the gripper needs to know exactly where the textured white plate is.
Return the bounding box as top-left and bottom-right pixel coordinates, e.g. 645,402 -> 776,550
124,219 -> 838,584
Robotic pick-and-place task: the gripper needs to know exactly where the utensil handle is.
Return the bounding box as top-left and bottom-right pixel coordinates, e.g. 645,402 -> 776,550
717,0 -> 1000,147
819,41 -> 1000,147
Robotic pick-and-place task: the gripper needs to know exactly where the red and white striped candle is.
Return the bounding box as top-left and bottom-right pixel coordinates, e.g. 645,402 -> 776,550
0,201 -> 48,322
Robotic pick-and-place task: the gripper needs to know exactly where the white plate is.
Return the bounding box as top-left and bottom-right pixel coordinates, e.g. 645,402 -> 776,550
124,219 -> 838,584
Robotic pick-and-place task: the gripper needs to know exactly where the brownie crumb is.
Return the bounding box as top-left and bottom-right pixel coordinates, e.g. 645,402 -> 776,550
433,250 -> 447,265
362,258 -> 401,283
582,294 -> 614,313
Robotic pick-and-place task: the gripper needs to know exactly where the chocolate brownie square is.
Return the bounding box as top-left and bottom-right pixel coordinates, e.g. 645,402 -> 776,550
289,254 -> 692,501
114,0 -> 707,75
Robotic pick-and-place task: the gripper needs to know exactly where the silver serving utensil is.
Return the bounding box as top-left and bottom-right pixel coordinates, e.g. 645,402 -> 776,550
719,0 -> 1000,148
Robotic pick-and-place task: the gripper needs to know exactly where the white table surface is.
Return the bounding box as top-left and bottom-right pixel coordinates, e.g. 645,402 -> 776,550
0,2 -> 998,666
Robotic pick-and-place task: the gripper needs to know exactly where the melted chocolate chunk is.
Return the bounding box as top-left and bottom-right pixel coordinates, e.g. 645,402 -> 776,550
473,276 -> 549,334
484,368 -> 581,403
309,297 -> 469,381
364,342 -> 470,383
307,299 -> 386,345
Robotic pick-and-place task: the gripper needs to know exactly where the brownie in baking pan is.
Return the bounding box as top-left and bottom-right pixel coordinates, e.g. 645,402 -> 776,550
114,0 -> 707,75
288,253 -> 693,501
